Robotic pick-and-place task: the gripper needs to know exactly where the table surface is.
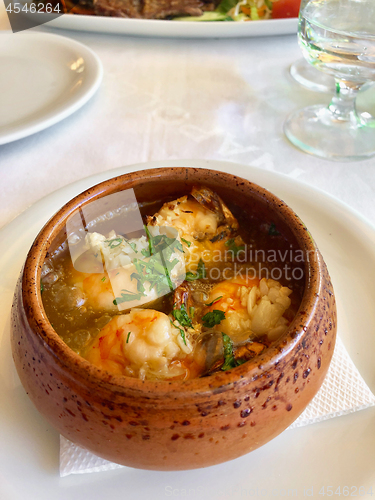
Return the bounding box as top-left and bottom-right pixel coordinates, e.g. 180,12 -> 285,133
1,1 -> 375,231
1,3 -> 375,498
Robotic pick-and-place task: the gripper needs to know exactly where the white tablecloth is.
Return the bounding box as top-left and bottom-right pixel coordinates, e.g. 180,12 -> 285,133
1,0 -> 375,231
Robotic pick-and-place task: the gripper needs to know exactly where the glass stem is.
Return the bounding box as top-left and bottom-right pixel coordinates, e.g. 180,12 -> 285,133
328,80 -> 362,124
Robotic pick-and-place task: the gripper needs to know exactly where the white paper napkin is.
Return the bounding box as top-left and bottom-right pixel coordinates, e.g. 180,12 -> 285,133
60,337 -> 375,477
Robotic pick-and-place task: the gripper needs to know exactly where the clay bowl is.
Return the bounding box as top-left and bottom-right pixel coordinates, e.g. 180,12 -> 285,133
11,167 -> 337,471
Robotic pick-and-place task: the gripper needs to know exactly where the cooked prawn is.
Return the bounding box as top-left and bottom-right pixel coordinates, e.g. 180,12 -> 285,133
83,309 -> 194,380
68,225 -> 185,313
147,186 -> 245,273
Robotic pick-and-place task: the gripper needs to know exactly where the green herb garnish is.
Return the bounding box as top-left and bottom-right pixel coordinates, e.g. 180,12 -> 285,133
130,271 -> 146,294
126,332 -> 131,343
144,225 -> 155,257
236,358 -> 247,366
221,333 -> 237,371
181,238 -> 191,247
202,310 -> 225,328
205,296 -> 223,307
221,333 -> 247,371
185,259 -> 206,281
170,319 -> 187,345
105,237 -> 123,249
41,282 -> 44,294
113,289 -> 145,305
113,227 -> 185,304
172,303 -> 193,329
101,276 -> 106,282
128,241 -> 137,252
225,238 -> 245,257
268,223 -> 280,236
189,306 -> 195,318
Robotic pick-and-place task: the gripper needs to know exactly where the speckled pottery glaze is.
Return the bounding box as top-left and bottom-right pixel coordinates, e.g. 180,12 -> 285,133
11,167 -> 337,471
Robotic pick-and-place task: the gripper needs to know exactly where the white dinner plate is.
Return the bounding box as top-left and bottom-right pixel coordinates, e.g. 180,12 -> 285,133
44,14 -> 298,38
0,160 -> 374,499
0,32 -> 102,145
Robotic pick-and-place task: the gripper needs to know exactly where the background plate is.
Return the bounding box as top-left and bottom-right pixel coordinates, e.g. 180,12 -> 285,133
44,14 -> 298,38
0,160 -> 374,499
0,32 -> 102,145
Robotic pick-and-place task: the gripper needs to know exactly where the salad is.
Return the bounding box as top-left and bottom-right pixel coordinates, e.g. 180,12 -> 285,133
175,0 -> 301,21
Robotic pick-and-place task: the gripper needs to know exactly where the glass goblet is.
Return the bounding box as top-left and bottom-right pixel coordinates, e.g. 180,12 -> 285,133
290,58 -> 336,93
284,0 -> 375,161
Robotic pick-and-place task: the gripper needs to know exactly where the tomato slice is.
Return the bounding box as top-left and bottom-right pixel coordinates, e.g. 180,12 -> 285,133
272,0 -> 301,19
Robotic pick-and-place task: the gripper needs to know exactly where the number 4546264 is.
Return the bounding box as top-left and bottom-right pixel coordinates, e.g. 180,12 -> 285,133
6,3 -> 61,13
319,486 -> 373,496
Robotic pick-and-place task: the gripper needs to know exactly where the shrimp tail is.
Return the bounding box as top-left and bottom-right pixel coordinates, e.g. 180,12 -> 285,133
204,340 -> 269,376
190,186 -> 239,230
173,282 -> 192,311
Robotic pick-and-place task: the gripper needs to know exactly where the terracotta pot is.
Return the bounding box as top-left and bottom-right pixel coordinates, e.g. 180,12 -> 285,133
11,167 -> 337,470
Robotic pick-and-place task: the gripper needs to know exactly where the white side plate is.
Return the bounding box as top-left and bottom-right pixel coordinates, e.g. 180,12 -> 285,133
0,32 -> 102,145
0,160 -> 374,498
43,14 -> 298,38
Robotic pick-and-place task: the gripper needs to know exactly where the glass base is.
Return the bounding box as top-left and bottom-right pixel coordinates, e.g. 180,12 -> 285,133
284,104 -> 375,161
290,59 -> 335,94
